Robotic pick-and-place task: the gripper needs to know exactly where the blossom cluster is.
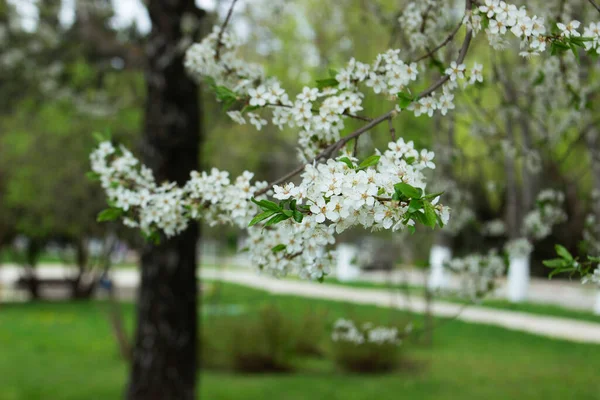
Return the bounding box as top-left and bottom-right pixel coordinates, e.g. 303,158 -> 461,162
522,189 -> 566,241
482,219 -> 506,237
583,189 -> 600,255
445,250 -> 506,300
504,238 -> 534,258
90,141 -> 268,236
584,213 -> 600,255
398,0 -> 451,53
185,24 -> 483,161
247,139 -> 449,279
91,137 -> 448,280
331,319 -> 401,346
276,139 -> 447,231
582,266 -> 600,286
471,0 -> 600,57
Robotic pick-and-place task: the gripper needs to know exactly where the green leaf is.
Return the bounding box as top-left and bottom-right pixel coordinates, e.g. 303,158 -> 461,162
550,40 -> 571,56
555,244 -> 573,261
328,69 -> 339,79
543,258 -> 569,268
293,210 -> 304,223
214,85 -> 238,102
422,201 -> 438,228
428,57 -> 445,75
532,71 -> 545,86
204,76 -> 216,88
569,42 -> 580,64
265,213 -> 291,226
422,191 -> 444,200
394,182 -> 423,199
142,230 -> 161,245
248,210 -> 276,227
397,91 -> 414,109
338,157 -> 355,169
413,211 -> 428,226
97,208 -> 123,222
251,198 -> 280,212
407,199 -> 424,214
86,171 -> 101,181
480,15 -> 490,29
241,105 -> 261,113
316,78 -> 339,89
92,132 -> 106,143
357,155 -> 380,170
549,267 -> 576,278
407,225 -> 416,235
271,244 -> 287,253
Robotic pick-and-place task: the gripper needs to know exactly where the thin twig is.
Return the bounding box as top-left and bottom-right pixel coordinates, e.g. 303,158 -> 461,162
419,4 -> 434,34
255,0 -> 474,196
215,0 -> 239,60
412,20 -> 464,63
388,117 -> 396,142
353,137 -> 359,157
418,30 -> 473,99
589,0 -> 600,13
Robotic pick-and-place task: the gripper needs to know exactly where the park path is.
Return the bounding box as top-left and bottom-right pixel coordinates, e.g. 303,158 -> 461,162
2,265 -> 600,344
355,267 -> 600,312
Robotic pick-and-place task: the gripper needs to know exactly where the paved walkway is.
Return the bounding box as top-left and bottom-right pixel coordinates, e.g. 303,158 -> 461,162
357,268 -> 600,312
2,265 -> 600,344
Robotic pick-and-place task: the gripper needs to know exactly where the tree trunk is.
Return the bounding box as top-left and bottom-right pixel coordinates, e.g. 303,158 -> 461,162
587,129 -> 600,214
70,237 -> 98,300
127,1 -> 204,399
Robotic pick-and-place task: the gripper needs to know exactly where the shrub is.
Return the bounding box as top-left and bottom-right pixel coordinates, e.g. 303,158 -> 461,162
202,304 -> 296,373
293,307 -> 328,357
330,318 -> 403,373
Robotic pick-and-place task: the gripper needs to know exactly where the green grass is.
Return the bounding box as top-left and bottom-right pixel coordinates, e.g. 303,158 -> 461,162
322,276 -> 600,324
1,282 -> 600,399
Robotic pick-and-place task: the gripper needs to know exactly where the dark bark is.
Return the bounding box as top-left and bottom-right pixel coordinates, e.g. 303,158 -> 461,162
127,1 -> 205,399
586,130 -> 600,214
21,239 -> 43,299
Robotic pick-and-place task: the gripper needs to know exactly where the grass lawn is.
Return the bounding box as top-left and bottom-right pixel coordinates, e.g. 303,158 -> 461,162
1,282 -> 600,399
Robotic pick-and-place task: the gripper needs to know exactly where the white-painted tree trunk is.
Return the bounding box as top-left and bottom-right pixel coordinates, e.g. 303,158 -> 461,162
507,255 -> 530,303
336,244 -> 360,282
428,245 -> 452,290
593,291 -> 600,315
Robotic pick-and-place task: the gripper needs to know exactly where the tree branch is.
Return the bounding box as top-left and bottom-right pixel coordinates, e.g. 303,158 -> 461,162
388,116 -> 396,142
215,0 -> 239,60
412,19 -> 464,63
255,0 -> 474,196
588,0 -> 600,14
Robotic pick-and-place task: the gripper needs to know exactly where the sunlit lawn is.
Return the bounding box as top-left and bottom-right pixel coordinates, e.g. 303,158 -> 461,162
1,282 -> 600,400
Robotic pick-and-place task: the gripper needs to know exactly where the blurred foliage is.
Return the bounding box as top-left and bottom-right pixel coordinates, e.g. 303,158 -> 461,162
0,0 -> 597,274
